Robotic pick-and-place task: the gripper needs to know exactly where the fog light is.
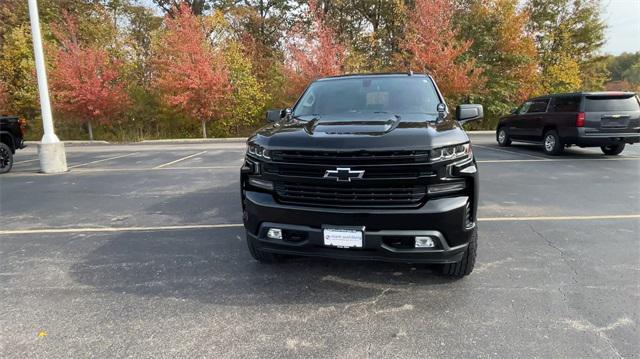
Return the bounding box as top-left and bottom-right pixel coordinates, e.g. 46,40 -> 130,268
415,236 -> 435,248
267,228 -> 282,240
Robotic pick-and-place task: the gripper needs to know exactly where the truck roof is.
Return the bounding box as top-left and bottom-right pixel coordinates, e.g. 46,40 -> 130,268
316,72 -> 429,81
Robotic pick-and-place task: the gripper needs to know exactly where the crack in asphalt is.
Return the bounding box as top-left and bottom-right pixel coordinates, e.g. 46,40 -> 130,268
528,224 -> 623,358
342,287 -> 391,314
528,224 -> 579,285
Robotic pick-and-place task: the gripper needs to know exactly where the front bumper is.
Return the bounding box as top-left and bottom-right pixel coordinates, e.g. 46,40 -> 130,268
242,191 -> 475,264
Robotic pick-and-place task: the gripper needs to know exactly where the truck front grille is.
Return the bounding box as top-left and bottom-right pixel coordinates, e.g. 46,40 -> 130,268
275,183 -> 426,208
263,163 -> 435,180
265,149 -> 438,208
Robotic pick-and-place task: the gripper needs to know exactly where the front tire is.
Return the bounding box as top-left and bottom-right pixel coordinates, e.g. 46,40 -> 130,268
601,144 -> 625,156
0,143 -> 13,174
543,130 -> 563,155
440,227 -> 477,278
497,128 -> 511,147
246,231 -> 280,263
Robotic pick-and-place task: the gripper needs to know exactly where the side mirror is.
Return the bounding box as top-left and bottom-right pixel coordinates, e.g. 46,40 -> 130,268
266,109 -> 283,122
510,107 -> 518,115
456,104 -> 484,123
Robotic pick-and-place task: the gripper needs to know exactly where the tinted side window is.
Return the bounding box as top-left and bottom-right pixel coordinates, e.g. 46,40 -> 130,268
517,101 -> 532,114
584,96 -> 640,112
522,99 -> 549,114
551,96 -> 580,112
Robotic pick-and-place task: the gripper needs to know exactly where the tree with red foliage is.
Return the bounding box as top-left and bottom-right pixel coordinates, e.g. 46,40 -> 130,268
402,0 -> 481,101
285,0 -> 346,97
152,4 -> 231,138
49,16 -> 129,140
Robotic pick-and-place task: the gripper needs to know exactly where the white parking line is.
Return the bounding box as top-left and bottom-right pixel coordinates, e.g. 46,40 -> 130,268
479,214 -> 640,221
72,165 -> 239,172
153,151 -> 207,169
13,158 -> 40,165
473,144 -> 550,160
0,224 -> 242,235
477,157 -> 640,163
68,152 -> 139,169
1,214 -> 638,235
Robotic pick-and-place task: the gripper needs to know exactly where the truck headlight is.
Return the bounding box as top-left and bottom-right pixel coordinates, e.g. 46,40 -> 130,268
430,143 -> 471,162
246,143 -> 271,160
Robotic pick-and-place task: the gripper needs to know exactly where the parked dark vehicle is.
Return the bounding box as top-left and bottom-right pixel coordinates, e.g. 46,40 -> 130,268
496,92 -> 640,155
241,73 -> 483,277
0,115 -> 27,174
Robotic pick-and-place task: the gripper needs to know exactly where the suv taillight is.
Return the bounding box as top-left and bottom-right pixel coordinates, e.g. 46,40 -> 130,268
18,118 -> 27,136
576,112 -> 585,127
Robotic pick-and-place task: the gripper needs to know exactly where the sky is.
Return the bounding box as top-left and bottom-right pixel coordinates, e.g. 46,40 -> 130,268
600,0 -> 640,55
138,0 -> 640,55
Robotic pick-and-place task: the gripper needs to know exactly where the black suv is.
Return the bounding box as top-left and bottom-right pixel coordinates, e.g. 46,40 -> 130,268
241,73 -> 483,277
0,115 -> 27,174
496,92 -> 640,155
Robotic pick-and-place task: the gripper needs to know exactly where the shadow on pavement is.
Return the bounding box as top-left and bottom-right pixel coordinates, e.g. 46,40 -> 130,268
69,227 -> 457,306
144,183 -> 242,227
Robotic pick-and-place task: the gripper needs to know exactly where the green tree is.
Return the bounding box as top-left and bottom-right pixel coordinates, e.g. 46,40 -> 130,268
540,53 -> 582,93
0,25 -> 38,119
0,79 -> 10,113
221,42 -> 270,135
152,0 -> 227,15
456,0 -> 539,127
318,0 -> 407,71
525,0 -> 606,92
607,52 -> 640,82
622,62 -> 640,85
604,52 -> 640,92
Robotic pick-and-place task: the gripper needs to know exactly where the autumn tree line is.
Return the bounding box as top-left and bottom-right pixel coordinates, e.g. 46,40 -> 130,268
0,0 -> 638,141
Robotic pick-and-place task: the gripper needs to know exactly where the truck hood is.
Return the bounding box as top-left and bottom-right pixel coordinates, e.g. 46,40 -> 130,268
249,113 -> 469,151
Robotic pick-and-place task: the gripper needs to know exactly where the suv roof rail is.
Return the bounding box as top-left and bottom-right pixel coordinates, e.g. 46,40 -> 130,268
531,91 -> 637,99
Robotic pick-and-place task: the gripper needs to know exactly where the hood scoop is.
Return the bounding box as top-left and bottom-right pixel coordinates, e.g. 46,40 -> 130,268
305,114 -> 401,136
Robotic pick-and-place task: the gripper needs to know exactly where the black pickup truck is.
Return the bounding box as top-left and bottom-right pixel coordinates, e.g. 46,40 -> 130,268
241,73 -> 483,277
0,115 -> 27,173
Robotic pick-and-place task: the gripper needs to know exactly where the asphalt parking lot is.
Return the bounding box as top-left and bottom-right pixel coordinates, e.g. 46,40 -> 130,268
1,133 -> 639,358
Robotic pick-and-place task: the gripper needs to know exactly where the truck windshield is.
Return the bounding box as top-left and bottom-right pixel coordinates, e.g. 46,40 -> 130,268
584,95 -> 640,112
293,76 -> 442,117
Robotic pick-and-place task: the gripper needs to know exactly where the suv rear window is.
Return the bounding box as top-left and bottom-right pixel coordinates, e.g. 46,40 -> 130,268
584,95 -> 640,112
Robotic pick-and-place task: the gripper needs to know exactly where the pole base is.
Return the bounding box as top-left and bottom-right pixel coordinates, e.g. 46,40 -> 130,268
38,142 -> 68,173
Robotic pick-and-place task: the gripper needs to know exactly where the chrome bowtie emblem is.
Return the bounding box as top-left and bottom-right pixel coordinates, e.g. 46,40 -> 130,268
324,167 -> 365,182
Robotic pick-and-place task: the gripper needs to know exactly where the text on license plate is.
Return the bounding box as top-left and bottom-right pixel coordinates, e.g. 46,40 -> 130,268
323,228 -> 363,248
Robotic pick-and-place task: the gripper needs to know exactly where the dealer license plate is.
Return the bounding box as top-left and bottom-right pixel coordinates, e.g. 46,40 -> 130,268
323,227 -> 364,248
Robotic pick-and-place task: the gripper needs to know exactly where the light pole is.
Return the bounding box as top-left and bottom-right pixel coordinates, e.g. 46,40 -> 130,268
28,0 -> 67,173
